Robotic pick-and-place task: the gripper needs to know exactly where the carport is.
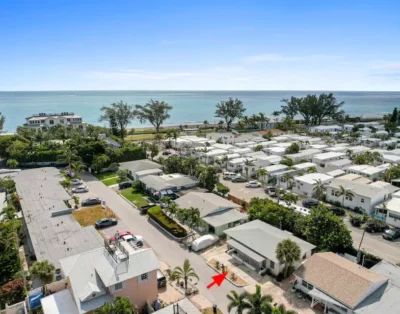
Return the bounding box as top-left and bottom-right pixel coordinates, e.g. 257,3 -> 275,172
227,239 -> 265,271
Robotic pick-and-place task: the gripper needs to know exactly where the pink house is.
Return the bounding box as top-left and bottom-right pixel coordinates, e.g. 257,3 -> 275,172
41,241 -> 159,314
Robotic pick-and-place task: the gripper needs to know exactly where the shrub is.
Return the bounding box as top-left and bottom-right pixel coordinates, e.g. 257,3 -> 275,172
148,206 -> 187,238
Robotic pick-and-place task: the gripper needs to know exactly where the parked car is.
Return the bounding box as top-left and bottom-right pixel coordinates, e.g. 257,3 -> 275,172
223,172 -> 237,180
140,203 -> 156,214
365,222 -> 387,233
71,178 -> 83,185
157,269 -> 167,288
121,234 -> 144,245
350,217 -> 361,227
329,206 -> 345,216
265,187 -> 277,197
231,176 -> 246,183
110,231 -> 133,241
162,151 -> 172,156
72,185 -> 89,193
245,181 -> 261,188
81,197 -> 101,206
190,234 -> 219,252
302,199 -> 319,208
119,181 -> 133,189
95,218 -> 117,229
382,228 -> 400,241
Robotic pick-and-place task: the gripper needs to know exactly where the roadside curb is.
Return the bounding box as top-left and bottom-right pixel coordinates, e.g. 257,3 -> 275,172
206,258 -> 248,287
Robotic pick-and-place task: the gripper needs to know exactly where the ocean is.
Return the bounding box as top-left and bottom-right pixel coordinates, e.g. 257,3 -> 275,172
1,90 -> 400,132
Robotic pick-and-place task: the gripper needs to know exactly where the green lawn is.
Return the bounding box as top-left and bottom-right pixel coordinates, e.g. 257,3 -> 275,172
102,177 -> 119,186
94,172 -> 117,180
120,188 -> 148,207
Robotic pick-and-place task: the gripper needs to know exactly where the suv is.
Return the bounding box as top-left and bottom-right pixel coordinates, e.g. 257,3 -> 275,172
365,222 -> 387,233
329,207 -> 345,216
350,217 -> 361,227
265,187 -> 277,197
383,229 -> 400,241
81,198 -> 101,207
302,199 -> 319,208
119,181 -> 133,189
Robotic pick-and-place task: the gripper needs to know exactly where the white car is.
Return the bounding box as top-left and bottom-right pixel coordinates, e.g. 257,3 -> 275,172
71,178 -> 83,185
191,234 -> 219,252
72,185 -> 89,193
245,181 -> 261,188
122,234 -> 144,245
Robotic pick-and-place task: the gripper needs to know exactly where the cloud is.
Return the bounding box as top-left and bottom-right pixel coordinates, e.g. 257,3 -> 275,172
83,70 -> 208,80
242,53 -> 343,63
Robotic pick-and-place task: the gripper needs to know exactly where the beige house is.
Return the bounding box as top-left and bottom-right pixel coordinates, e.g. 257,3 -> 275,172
41,243 -> 159,314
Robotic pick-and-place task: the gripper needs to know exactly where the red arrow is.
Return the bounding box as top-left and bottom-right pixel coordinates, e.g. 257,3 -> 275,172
207,272 -> 228,289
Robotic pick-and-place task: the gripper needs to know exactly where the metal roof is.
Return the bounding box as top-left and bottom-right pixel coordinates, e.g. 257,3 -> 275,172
224,220 -> 315,262
140,174 -> 198,191
227,239 -> 265,263
202,209 -> 247,227
118,159 -> 162,174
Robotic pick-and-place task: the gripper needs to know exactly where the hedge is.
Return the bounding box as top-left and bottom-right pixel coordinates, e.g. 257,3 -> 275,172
148,206 -> 187,238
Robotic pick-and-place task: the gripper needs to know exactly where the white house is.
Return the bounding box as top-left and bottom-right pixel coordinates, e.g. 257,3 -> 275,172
375,198 -> 400,228
211,143 -> 235,150
343,124 -> 354,132
323,146 -> 349,153
24,112 -> 85,129
309,125 -> 342,133
200,149 -> 228,164
292,173 -> 334,198
309,144 -> 328,150
324,159 -> 352,171
214,153 -> 241,168
346,165 -> 386,181
234,141 -> 256,148
242,155 -> 282,178
312,152 -> 346,166
273,136 -> 290,142
326,176 -> 398,215
225,220 -> 315,276
264,147 -> 286,156
285,149 -> 322,163
292,162 -> 317,173
227,157 -> 254,173
347,145 -> 371,156
382,154 -> 400,163
229,147 -> 253,156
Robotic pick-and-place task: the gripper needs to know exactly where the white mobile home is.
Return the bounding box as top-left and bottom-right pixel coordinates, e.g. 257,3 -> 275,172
309,125 -> 342,133
229,147 -> 253,156
312,152 -> 346,166
264,147 -> 286,156
292,173 -> 334,198
285,149 -> 322,163
346,165 -> 386,181
243,155 -> 282,178
227,157 -> 254,173
325,159 -> 352,171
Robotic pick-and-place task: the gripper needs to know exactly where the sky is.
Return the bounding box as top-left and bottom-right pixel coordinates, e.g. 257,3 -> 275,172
1,0 -> 399,91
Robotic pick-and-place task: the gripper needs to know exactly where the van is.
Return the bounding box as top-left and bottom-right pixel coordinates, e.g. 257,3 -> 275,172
223,172 -> 237,180
157,269 -> 167,288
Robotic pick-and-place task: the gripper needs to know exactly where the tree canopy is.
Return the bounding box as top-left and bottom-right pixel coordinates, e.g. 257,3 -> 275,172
134,100 -> 173,133
215,98 -> 246,131
100,101 -> 135,140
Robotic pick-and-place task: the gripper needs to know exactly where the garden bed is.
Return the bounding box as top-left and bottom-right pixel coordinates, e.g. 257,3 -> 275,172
148,206 -> 187,238
120,188 -> 148,207
207,258 -> 247,287
72,205 -> 119,227
94,171 -> 117,181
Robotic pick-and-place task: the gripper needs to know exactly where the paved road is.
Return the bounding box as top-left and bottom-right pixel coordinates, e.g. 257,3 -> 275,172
81,173 -> 240,313
344,219 -> 400,264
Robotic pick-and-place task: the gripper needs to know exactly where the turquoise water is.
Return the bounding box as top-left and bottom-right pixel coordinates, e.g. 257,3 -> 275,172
1,91 -> 400,132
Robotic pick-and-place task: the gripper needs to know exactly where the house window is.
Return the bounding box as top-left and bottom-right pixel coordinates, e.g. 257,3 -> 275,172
49,120 -> 54,125
361,198 -> 364,203
270,261 -> 275,269
114,282 -> 123,291
228,223 -> 233,228
301,280 -> 313,290
331,190 -> 334,196
141,273 -> 148,281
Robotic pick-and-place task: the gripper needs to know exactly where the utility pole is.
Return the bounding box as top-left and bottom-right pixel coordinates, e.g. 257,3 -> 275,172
357,227 -> 366,264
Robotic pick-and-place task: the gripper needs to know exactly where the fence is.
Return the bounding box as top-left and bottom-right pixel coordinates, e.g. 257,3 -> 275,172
227,194 -> 248,210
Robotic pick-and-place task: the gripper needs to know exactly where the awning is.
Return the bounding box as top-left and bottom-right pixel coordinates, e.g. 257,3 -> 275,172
308,288 -> 347,308
227,239 -> 265,263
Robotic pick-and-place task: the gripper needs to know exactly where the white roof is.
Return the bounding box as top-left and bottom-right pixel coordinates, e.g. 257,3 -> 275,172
230,157 -> 254,164
327,159 -> 352,167
328,178 -> 397,197
215,153 -> 240,160
286,149 -> 322,158
205,149 -> 228,157
293,162 -> 317,170
41,289 -> 79,314
327,169 -> 346,177
264,164 -> 288,172
382,154 -> 400,163
273,142 -> 294,148
347,165 -> 384,175
266,147 -> 286,153
230,147 -> 253,154
313,152 -> 346,161
211,143 -> 234,150
296,173 -> 333,184
310,144 -> 328,149
311,125 -> 342,130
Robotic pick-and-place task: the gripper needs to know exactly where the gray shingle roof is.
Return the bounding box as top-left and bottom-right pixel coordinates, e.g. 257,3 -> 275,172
174,192 -> 241,218
13,167 -> 103,268
140,174 -> 198,192
202,209 -> 247,227
119,159 -> 162,174
224,220 -> 315,262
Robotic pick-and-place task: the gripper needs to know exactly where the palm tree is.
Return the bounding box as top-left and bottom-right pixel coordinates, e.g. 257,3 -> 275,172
283,173 -> 294,190
284,193 -> 298,205
275,239 -> 301,278
256,168 -> 268,187
338,185 -> 354,210
30,260 -> 55,294
271,304 -> 298,314
324,138 -> 334,146
246,284 -> 273,314
183,157 -> 199,176
236,120 -> 247,131
71,161 -> 85,178
170,259 -> 199,295
227,290 -> 250,314
187,207 -> 202,231
95,297 -> 137,314
244,159 -> 255,179
251,114 -> 260,129
313,179 -> 325,200
221,155 -> 229,171
242,116 -> 251,128
57,147 -> 78,170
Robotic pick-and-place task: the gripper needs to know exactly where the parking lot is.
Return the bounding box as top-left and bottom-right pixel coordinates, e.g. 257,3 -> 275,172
220,175 -> 269,202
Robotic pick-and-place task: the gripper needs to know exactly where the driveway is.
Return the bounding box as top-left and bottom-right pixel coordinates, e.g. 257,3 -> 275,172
222,177 -> 268,202
81,173 -> 241,313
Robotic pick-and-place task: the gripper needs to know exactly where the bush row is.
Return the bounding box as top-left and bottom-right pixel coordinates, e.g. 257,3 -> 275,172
148,206 -> 187,238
